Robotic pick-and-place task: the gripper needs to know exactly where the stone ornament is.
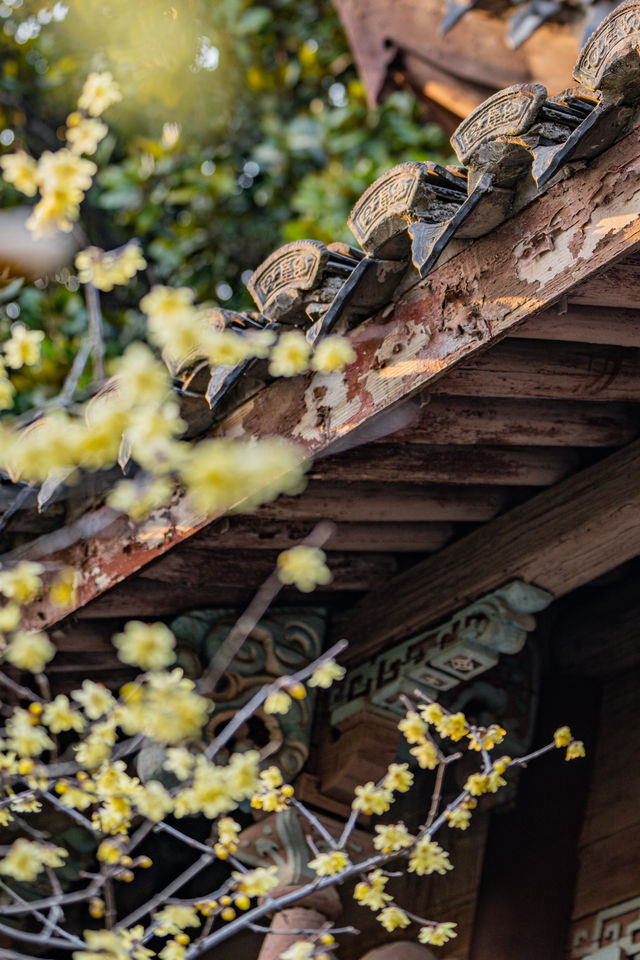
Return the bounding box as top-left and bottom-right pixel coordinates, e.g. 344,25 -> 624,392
574,0 -> 640,97
328,580 -> 551,723
169,607 -> 325,780
570,894 -> 640,958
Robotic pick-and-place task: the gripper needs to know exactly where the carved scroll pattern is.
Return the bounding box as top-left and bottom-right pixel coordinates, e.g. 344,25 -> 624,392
169,608 -> 325,780
350,165 -> 422,240
570,895 -> 640,957
451,84 -> 547,163
574,0 -> 640,88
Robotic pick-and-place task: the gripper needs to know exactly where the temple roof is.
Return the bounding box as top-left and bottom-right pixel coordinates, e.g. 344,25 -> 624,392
2,0 -> 640,666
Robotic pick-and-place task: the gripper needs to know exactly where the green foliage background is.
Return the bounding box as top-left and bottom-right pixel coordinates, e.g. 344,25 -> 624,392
0,0 -> 448,408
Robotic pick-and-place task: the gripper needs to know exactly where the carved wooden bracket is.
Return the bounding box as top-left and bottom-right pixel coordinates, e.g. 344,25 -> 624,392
570,895 -> 640,958
328,580 -> 551,725
168,608 -> 325,780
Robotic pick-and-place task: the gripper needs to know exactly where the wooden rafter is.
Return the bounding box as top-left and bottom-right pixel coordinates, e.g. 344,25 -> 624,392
335,438 -> 640,662
16,119 -> 640,629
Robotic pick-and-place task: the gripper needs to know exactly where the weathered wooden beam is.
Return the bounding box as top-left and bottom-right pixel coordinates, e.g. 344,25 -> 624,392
192,518 -> 455,553
310,443 -> 578,485
136,548 -> 397,593
389,397 -> 639,447
432,340 -> 640,402
510,304 -> 640,347
569,261 -> 640,310
19,120 -> 640,628
335,439 -> 640,661
257,482 -> 516,522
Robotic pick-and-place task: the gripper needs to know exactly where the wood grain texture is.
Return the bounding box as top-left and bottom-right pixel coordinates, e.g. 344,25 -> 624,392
390,397 -> 640,447
309,443 -> 579,486
18,121 -> 640,629
431,340 -> 640,402
511,304 -> 640,347
336,439 -> 640,661
189,518 -> 455,553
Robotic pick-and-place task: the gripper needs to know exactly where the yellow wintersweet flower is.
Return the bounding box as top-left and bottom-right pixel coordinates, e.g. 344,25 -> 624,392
75,733 -> 111,770
108,476 -> 174,522
468,723 -> 506,751
398,710 -> 427,744
163,747 -> 195,780
204,328 -> 252,367
159,943 -> 187,960
141,283 -> 195,324
352,781 -> 393,816
66,114 -> 108,155
436,711 -> 469,742
0,377 -> 15,410
233,865 -> 279,897
226,750 -> 260,801
354,869 -> 392,911
383,762 -> 414,793
419,702 -> 444,724
566,740 -> 586,761
268,330 -> 312,377
410,739 -> 439,770
260,766 -> 283,789
408,837 -> 452,876
5,630 -> 55,673
446,806 -> 472,830
264,689 -> 293,715
26,189 -> 80,235
307,849 -> 350,876
49,567 -> 80,609
114,342 -> 172,407
0,839 -> 66,882
3,325 -> 44,369
71,679 -> 116,719
36,148 -> 96,194
419,922 -> 457,946
96,839 -> 122,864
0,151 -> 38,195
373,822 -> 414,854
280,943 -> 315,960
78,71 -> 123,116
308,658 -> 346,688
43,695 -> 86,734
153,904 -> 200,937
311,334 -> 356,373
76,242 -> 146,291
0,602 -> 20,632
135,781 -> 174,822
5,708 -> 54,756
113,620 -> 176,670
276,545 -> 332,593
464,773 -> 489,797
554,726 -> 572,748
218,817 -> 241,851
134,671 -> 210,745
378,906 -> 410,932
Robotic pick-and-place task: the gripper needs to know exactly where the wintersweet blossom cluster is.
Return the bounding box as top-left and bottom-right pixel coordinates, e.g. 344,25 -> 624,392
75,242 -> 147,291
276,545 -> 332,592
0,72 -> 119,236
0,324 -> 44,410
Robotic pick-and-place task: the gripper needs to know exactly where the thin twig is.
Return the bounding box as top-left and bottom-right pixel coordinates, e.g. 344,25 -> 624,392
119,853 -> 213,931
291,798 -> 339,850
425,762 -> 446,830
204,638 -> 347,761
247,924 -> 359,935
84,283 -> 105,381
198,521 -> 336,695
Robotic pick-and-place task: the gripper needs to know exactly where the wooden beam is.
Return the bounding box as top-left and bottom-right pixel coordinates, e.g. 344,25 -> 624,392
310,444 -> 578,486
257,482 -> 516,522
389,397 -> 639,447
569,261 -> 640,310
18,120 -> 640,628
191,518 -> 455,553
509,304 -> 640,348
335,439 -> 640,661
432,340 -> 640,402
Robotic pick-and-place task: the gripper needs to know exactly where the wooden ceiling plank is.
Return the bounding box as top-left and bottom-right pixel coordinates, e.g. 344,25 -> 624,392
18,121 -> 640,628
432,340 -> 640,402
388,397 -> 639,447
335,438 -> 640,662
256,482 -> 517,522
568,262 -> 640,310
509,304 -> 640,348
191,519 -> 455,553
309,444 -> 579,486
